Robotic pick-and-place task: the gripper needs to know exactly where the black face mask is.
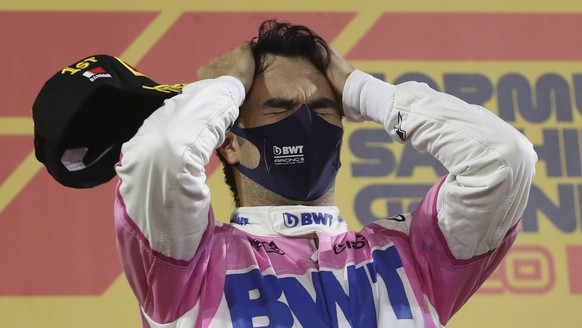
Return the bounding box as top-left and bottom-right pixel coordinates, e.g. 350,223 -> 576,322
229,104 -> 343,201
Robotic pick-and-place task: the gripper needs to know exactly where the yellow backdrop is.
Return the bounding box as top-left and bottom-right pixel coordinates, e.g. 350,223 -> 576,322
1,1 -> 581,327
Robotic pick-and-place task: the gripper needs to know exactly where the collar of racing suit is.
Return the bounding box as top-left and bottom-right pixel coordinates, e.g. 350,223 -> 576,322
229,205 -> 348,237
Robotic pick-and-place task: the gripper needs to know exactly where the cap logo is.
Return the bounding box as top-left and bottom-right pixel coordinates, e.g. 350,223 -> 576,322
82,67 -> 112,82
61,56 -> 98,75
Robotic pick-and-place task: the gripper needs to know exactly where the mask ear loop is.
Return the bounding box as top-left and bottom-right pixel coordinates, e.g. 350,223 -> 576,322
333,140 -> 342,170
262,138 -> 272,172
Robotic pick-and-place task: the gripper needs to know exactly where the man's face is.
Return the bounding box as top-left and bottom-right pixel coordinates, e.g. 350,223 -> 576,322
238,55 -> 343,129
222,54 -> 343,204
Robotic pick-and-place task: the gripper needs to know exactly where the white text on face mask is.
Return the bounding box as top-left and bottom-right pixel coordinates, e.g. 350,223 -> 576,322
273,145 -> 305,165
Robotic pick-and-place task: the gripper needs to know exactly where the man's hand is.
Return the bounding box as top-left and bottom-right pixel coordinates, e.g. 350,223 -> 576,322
197,43 -> 255,93
325,46 -> 355,107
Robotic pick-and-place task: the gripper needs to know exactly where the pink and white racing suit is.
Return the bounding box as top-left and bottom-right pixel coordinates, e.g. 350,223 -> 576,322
114,71 -> 537,327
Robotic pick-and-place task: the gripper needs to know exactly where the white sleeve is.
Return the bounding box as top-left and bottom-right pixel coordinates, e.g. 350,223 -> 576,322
343,70 -> 537,259
115,76 -> 244,261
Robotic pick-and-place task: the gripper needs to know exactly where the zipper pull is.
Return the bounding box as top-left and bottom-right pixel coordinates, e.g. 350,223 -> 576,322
311,249 -> 319,262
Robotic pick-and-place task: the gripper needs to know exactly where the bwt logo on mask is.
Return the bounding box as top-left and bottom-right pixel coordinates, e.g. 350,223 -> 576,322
273,145 -> 305,165
273,145 -> 304,156
283,212 -> 334,228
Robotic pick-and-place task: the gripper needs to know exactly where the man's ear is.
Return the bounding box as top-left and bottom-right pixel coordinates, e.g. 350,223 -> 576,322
218,131 -> 240,165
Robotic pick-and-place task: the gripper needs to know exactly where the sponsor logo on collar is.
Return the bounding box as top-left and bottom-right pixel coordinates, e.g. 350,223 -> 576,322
282,212 -> 335,228
231,216 -> 250,225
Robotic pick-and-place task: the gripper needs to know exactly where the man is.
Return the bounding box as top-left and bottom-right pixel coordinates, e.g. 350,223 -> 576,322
115,20 -> 537,327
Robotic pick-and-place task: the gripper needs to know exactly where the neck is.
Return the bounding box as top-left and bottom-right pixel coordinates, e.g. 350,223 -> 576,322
235,173 -> 335,207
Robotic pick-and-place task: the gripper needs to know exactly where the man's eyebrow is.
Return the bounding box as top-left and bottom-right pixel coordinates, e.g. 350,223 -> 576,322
308,97 -> 337,109
263,97 -> 297,110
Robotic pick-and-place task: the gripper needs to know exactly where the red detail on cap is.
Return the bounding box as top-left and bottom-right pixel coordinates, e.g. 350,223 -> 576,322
90,67 -> 106,74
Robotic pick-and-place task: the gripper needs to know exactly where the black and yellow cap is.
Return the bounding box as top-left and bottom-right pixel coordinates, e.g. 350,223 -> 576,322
33,54 -> 184,188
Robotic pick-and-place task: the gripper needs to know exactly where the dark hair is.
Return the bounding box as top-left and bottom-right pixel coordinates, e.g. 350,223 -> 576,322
252,19 -> 331,75
217,19 -> 332,207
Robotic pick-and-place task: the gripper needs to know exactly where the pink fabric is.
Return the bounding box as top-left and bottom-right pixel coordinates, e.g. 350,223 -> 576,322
407,178 -> 518,324
115,181 -> 215,324
115,177 -> 516,326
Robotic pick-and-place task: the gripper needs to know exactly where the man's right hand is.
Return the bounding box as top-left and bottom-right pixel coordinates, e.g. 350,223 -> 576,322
325,46 -> 355,108
196,43 -> 255,93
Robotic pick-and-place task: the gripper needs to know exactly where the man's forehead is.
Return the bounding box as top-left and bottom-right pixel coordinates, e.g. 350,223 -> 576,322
258,55 -> 321,77
241,55 -> 335,112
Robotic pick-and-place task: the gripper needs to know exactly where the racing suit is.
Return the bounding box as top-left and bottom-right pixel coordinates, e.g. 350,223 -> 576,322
114,70 -> 537,327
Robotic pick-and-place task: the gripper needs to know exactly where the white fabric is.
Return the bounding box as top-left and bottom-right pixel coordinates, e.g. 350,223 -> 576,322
344,70 -> 537,259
